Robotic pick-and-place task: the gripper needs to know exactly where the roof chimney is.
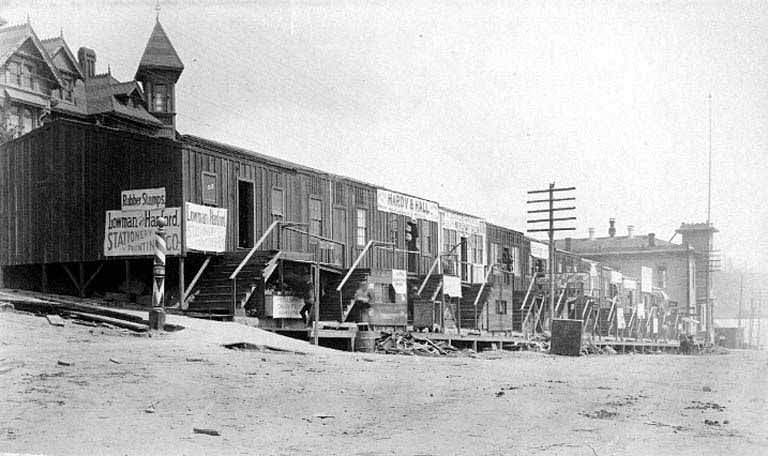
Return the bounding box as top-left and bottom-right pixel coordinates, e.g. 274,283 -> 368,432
588,227 -> 595,239
627,225 -> 634,238
77,47 -> 96,79
608,218 -> 616,238
648,233 -> 656,247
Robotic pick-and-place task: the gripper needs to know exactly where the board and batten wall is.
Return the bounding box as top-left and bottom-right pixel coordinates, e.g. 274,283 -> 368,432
0,120 -> 182,267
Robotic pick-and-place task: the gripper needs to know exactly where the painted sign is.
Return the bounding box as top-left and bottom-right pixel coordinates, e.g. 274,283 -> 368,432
443,275 -> 462,297
120,187 -> 166,211
637,301 -> 646,319
391,269 -> 407,295
641,266 -> 653,293
185,202 -> 228,252
617,307 -> 626,329
610,270 -> 623,284
104,207 -> 181,257
623,278 -> 637,290
440,209 -> 486,237
376,189 -> 439,222
652,317 -> 659,334
530,241 -> 549,260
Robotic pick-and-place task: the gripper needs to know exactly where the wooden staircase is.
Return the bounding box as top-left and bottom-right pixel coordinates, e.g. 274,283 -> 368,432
337,268 -> 372,322
458,283 -> 488,330
185,250 -> 279,320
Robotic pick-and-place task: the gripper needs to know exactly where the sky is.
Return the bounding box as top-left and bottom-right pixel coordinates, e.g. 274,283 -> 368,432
3,0 -> 767,272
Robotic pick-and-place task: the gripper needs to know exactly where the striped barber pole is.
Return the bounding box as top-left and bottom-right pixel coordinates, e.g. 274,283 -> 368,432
152,218 -> 167,308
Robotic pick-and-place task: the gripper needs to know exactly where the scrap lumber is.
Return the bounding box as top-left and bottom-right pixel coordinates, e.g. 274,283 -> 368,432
375,331 -> 459,356
65,311 -> 149,332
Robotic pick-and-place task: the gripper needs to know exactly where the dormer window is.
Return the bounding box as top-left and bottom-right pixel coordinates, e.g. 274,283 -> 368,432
5,62 -> 21,86
153,84 -> 168,112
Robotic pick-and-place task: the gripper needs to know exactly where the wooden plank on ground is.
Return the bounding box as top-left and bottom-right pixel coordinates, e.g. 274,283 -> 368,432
65,311 -> 149,332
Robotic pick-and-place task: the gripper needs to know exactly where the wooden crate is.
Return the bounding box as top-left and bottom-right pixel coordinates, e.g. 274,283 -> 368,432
551,318 -> 582,356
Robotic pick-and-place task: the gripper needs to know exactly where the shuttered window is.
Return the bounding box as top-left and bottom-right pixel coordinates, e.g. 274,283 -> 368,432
271,187 -> 284,218
356,208 -> 367,246
309,196 -> 322,237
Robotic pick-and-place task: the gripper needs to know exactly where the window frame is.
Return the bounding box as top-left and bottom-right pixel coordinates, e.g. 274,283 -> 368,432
495,300 -> 508,315
355,208 -> 367,247
308,195 -> 322,239
201,171 -> 218,206
271,186 -> 285,218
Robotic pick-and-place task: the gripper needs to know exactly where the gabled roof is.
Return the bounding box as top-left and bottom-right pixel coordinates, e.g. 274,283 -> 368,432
135,19 -> 183,78
85,74 -> 162,127
0,22 -> 64,87
41,35 -> 85,80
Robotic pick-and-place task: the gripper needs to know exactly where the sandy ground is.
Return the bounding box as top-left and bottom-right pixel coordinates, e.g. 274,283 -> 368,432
1,309 -> 767,456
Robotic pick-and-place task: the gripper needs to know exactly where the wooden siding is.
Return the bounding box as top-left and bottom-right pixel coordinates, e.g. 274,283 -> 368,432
0,120 -> 182,266
486,223 -> 530,291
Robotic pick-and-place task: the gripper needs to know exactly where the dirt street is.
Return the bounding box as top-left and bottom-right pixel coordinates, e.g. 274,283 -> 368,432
1,310 -> 767,456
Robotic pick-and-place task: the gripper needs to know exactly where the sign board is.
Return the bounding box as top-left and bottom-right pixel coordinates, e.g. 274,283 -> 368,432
265,294 -> 304,319
623,278 -> 637,290
391,269 -> 407,295
440,209 -> 486,237
185,202 -> 227,252
637,301 -> 646,319
121,187 -> 165,211
443,275 -> 462,297
530,241 -> 549,260
376,189 -> 439,222
104,207 -> 181,257
652,317 -> 659,334
610,270 -> 623,284
641,266 -> 653,293
617,307 -> 626,329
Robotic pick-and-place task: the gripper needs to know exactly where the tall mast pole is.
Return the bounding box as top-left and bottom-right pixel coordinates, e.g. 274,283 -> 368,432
706,93 -> 714,343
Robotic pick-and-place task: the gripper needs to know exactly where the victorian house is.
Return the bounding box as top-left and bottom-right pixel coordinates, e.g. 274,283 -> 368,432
0,18 -> 182,140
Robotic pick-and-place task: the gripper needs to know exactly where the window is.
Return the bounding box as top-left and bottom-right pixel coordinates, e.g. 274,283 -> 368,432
356,208 -> 367,246
153,84 -> 168,112
22,109 -> 33,134
495,300 -> 508,315
512,246 -> 520,277
60,76 -> 73,102
5,62 -> 21,86
5,105 -> 20,137
657,266 -> 667,289
201,172 -> 218,205
309,196 -> 322,238
472,234 -> 484,264
23,64 -> 35,90
490,242 -> 500,265
421,222 -> 431,254
271,187 -> 284,218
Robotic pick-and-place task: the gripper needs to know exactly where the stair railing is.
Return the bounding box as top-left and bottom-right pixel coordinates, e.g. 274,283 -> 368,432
416,256 -> 440,297
183,256 -> 212,309
229,220 -> 280,315
472,264 -> 497,309
606,296 -> 618,336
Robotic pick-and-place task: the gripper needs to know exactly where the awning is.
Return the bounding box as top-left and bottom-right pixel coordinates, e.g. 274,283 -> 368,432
4,87 -> 49,108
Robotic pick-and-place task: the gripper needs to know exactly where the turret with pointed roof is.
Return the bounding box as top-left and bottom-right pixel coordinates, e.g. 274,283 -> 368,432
135,18 -> 183,138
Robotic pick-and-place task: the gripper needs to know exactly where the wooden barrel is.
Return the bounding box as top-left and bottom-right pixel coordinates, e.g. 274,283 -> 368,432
355,331 -> 378,353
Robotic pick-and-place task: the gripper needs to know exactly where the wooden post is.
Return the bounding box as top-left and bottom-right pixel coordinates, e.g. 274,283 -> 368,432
41,263 -> 48,293
179,256 -> 185,308
313,263 -> 320,346
78,262 -> 85,297
125,259 -> 131,293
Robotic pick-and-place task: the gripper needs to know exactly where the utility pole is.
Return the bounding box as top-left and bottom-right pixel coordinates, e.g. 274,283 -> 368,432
705,93 -> 714,344
527,183 -> 576,331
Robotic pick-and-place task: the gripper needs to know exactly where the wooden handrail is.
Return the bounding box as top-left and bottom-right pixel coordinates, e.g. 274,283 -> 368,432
473,264 -> 497,308
417,256 -> 441,297
520,275 -> 537,311
230,220 -> 280,280
554,287 -> 566,316
336,240 -> 375,292
184,256 -> 211,300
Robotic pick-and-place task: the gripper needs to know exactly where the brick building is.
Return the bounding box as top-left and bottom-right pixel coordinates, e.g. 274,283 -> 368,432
556,219 -> 699,334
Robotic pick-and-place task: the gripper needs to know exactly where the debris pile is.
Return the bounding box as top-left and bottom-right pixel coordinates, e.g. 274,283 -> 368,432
375,331 -> 460,356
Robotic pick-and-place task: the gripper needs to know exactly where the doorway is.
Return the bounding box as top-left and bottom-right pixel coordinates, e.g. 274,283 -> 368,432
238,180 -> 254,248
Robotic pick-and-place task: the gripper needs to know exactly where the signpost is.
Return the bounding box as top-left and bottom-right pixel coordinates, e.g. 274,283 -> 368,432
526,183 -> 576,333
